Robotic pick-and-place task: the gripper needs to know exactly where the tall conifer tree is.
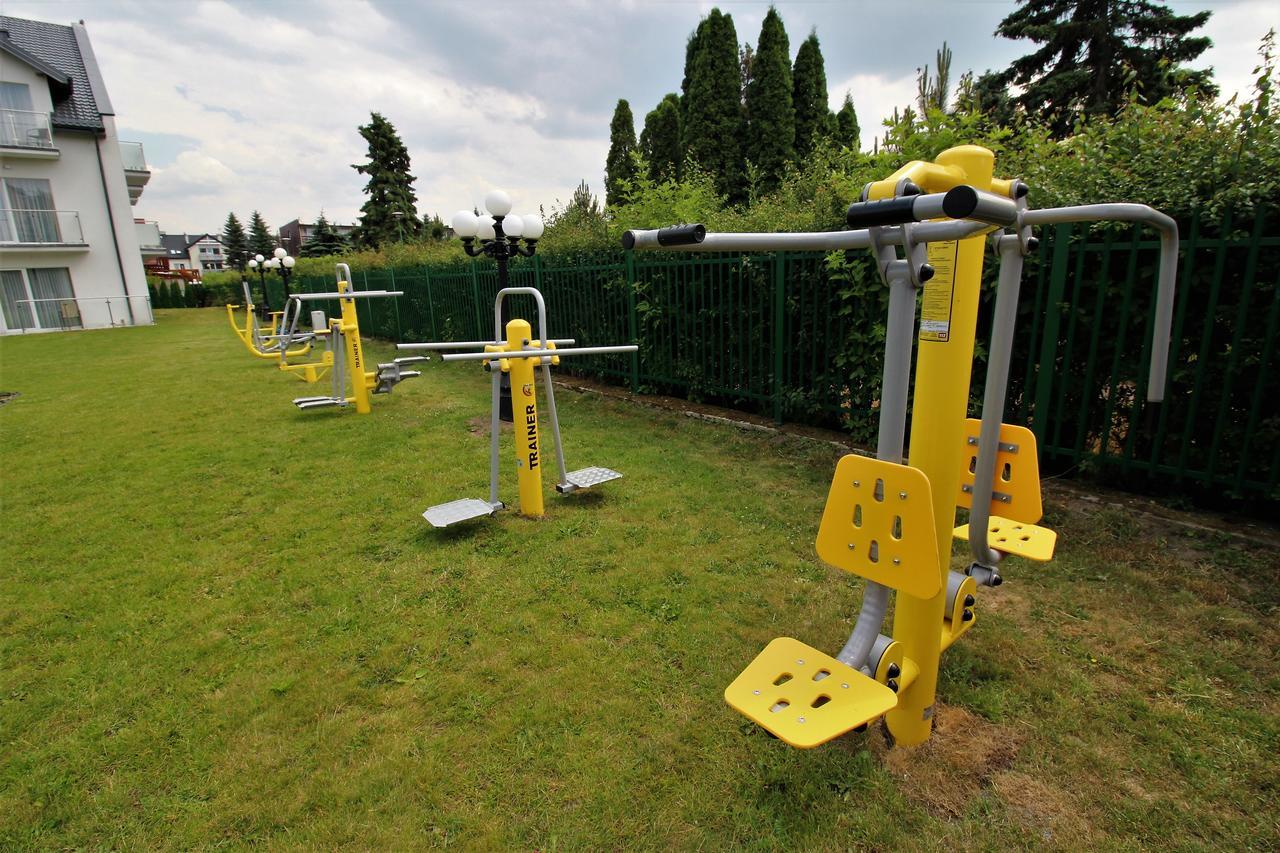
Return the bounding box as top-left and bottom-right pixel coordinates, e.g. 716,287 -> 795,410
220,212 -> 249,271
792,31 -> 830,160
996,0 -> 1214,136
640,93 -> 682,182
248,210 -> 274,258
605,99 -> 639,206
682,8 -> 746,201
834,93 -> 860,150
744,8 -> 794,193
351,112 -> 422,247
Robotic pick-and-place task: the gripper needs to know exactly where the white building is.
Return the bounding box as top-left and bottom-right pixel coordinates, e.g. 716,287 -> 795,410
152,232 -> 225,275
1,15 -> 152,333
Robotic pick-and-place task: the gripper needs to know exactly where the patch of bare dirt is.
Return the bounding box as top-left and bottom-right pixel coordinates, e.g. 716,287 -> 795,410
466,416 -> 513,436
870,704 -> 1022,817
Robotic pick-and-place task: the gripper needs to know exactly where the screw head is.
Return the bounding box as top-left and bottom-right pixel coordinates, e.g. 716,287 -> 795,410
892,557 -> 901,565
796,659 -> 805,666
899,491 -> 907,499
753,689 -> 761,695
853,480 -> 861,487
847,543 -> 855,550
841,683 -> 850,689
797,717 -> 806,724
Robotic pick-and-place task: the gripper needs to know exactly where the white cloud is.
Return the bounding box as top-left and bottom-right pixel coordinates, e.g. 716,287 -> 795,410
828,72 -> 918,152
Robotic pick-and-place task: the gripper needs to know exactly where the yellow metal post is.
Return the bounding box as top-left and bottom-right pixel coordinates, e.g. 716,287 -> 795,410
504,318 -> 544,517
338,283 -> 372,414
876,145 -> 996,746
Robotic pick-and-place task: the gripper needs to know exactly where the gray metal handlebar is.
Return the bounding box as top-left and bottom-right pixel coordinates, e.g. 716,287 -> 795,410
1022,204 -> 1178,402
441,344 -> 638,363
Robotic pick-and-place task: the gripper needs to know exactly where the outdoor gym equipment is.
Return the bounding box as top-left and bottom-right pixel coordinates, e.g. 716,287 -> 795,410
284,264 -> 425,413
625,144 -> 1178,748
397,286 -> 637,527
226,281 -> 314,360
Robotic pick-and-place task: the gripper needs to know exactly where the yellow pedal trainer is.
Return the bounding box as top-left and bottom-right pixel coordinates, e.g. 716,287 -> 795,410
954,516 -> 1057,562
957,419 -> 1043,523
724,637 -> 898,748
816,455 -> 941,599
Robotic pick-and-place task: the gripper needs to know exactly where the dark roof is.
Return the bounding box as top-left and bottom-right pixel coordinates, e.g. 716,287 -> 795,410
0,16 -> 107,131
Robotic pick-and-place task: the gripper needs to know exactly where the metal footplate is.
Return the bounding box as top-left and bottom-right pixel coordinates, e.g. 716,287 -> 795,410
293,395 -> 347,410
374,357 -> 427,394
423,498 -> 502,528
556,466 -> 622,493
954,515 -> 1057,562
725,637 -> 898,748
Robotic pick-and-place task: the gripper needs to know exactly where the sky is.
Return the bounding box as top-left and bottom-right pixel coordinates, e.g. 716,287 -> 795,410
3,0 -> 1276,235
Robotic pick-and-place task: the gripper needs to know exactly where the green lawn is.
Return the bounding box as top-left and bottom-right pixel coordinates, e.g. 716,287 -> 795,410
2,309 -> 1277,849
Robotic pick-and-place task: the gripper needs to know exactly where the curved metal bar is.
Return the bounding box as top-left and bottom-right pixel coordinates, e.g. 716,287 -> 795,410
493,286 -> 550,345
336,263 -> 352,285
1021,204 -> 1178,401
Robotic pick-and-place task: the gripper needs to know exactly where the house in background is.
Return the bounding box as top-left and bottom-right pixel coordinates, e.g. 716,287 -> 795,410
1,15 -> 151,333
143,232 -> 225,278
278,218 -> 354,257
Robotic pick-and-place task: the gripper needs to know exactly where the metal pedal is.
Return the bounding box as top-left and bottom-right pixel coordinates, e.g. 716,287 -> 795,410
294,396 -> 346,410
724,637 -> 898,749
954,516 -> 1057,562
374,358 -> 426,394
423,498 -> 501,528
557,466 -> 622,493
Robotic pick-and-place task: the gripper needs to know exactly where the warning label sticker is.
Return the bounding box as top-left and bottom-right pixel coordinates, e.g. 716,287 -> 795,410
920,240 -> 959,342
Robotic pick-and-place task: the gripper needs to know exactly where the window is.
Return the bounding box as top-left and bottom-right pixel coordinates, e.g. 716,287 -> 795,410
1,178 -> 59,243
0,83 -> 34,111
0,267 -> 77,331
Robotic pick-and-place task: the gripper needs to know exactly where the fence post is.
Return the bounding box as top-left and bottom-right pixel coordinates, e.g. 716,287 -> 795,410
534,254 -> 544,291
626,251 -> 640,392
1030,223 -> 1072,444
423,265 -> 438,341
772,252 -> 786,424
388,267 -> 401,341
470,259 -> 483,340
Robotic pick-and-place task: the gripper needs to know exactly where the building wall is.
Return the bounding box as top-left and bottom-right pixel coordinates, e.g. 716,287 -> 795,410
1,56 -> 151,332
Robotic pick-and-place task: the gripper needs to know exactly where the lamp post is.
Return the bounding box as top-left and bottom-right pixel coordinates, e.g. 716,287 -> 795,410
451,190 -> 545,422
247,248 -> 296,321
247,253 -> 268,317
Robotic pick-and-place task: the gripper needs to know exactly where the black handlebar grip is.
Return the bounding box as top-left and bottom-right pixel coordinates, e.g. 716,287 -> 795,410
656,223 -> 706,247
845,196 -> 919,228
941,185 -> 981,219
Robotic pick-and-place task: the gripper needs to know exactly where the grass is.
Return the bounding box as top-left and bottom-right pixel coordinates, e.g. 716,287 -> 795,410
2,308 -> 1278,849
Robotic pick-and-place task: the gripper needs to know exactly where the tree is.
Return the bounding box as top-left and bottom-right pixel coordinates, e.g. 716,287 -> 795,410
570,180 -> 601,218
248,210 -> 274,258
917,41 -> 953,114
743,7 -> 795,193
833,92 -> 860,150
996,0 -> 1215,136
792,31 -> 831,160
351,112 -> 422,247
300,213 -> 349,258
956,70 -> 1018,126
220,212 -> 249,271
640,93 -> 682,182
682,8 -> 746,201
605,99 -> 639,206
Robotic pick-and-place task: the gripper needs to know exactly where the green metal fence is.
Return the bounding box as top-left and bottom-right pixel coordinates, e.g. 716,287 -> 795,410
272,211 -> 1279,504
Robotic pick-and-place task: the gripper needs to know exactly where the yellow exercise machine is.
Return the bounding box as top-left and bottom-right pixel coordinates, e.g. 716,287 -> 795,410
624,144 -> 1179,748
286,264 -> 425,413
398,286 -> 637,526
226,281 -> 314,361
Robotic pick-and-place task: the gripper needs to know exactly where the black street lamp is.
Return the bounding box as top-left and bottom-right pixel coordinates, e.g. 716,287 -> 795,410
247,247 -> 296,319
451,190 -> 545,422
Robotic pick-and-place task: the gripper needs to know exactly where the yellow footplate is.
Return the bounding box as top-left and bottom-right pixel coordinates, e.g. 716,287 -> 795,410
954,516 -> 1057,562
724,637 -> 897,748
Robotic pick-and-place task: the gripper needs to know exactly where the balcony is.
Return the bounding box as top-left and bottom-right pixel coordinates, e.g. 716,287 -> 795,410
0,109 -> 57,158
120,141 -> 150,204
135,220 -> 165,256
0,210 -> 87,250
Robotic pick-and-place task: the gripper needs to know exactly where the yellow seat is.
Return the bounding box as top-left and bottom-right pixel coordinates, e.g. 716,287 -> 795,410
816,455 -> 941,599
957,419 -> 1043,523
954,516 -> 1057,562
724,637 -> 898,748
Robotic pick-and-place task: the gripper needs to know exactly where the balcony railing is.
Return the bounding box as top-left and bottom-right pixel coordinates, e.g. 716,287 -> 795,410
0,210 -> 85,245
135,220 -> 163,249
0,109 -> 54,149
120,141 -> 147,172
